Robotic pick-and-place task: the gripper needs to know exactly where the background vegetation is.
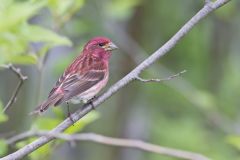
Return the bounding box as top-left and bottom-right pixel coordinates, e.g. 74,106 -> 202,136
0,0 -> 240,160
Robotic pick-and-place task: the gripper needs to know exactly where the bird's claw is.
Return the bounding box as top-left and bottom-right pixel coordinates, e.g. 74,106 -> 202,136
87,96 -> 97,110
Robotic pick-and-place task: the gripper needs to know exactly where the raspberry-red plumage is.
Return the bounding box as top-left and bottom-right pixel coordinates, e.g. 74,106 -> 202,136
32,37 -> 117,114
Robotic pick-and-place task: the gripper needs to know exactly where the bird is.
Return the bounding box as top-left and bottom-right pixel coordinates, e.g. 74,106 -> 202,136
31,37 -> 118,117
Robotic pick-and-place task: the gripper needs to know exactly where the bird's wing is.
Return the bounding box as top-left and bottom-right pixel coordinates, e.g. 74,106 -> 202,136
52,70 -> 106,105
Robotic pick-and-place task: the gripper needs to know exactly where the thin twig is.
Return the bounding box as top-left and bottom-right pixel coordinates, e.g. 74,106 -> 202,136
0,0 -> 231,159
136,70 -> 186,83
6,130 -> 209,160
0,64 -> 27,113
0,131 -> 16,138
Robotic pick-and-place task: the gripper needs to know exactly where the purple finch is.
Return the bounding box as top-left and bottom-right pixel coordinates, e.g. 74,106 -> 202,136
32,37 -> 118,114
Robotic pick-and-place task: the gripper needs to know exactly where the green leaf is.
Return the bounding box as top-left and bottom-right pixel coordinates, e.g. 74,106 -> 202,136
65,111 -> 99,134
32,111 -> 98,133
26,25 -> 72,47
24,117 -> 61,159
48,0 -> 73,16
47,0 -> 85,17
17,116 -> 60,159
71,0 -> 85,12
0,31 -> 28,54
26,112 -> 98,159
0,101 -> 8,123
29,143 -> 52,160
226,135 -> 240,150
36,44 -> 51,57
9,54 -> 37,65
33,117 -> 62,130
0,139 -> 8,157
52,107 -> 65,119
16,137 -> 53,160
16,111 -> 99,160
0,1 -> 46,32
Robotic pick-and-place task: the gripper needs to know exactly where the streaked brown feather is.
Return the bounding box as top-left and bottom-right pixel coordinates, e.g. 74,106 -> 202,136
57,70 -> 105,104
33,37 -> 113,114
47,53 -> 107,106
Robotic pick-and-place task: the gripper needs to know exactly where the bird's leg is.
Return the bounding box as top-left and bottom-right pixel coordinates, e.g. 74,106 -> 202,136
67,102 -> 74,126
87,96 -> 97,110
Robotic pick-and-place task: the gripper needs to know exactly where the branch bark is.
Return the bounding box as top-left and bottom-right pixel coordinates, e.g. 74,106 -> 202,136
0,64 -> 27,113
136,70 -> 186,83
0,0 -> 231,159
6,130 -> 209,160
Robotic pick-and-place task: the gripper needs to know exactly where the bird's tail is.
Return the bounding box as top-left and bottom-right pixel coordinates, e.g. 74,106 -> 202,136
29,94 -> 63,115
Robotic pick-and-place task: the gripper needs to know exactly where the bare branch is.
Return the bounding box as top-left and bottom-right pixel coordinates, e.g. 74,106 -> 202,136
136,70 -> 186,83
6,130 -> 209,160
0,0 -> 231,159
0,64 -> 27,113
205,0 -> 212,5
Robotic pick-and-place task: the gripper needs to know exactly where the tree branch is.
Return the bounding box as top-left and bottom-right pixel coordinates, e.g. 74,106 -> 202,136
6,130 -> 209,160
205,0 -> 212,5
136,70 -> 186,83
0,0 -> 231,159
0,64 -> 27,113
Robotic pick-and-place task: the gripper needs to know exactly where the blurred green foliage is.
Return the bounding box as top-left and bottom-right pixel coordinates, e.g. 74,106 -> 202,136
0,101 -> 8,123
16,110 -> 99,160
0,139 -> 8,157
0,101 -> 8,157
105,0 -> 142,19
0,0 -> 72,65
0,0 -> 240,160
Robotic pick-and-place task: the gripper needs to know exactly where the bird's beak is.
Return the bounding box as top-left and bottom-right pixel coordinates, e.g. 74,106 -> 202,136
104,42 -> 118,51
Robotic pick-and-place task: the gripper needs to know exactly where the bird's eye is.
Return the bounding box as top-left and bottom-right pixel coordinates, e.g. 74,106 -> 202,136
98,43 -> 105,47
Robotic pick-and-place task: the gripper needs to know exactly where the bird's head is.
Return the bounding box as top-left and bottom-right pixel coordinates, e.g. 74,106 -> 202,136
83,37 -> 118,60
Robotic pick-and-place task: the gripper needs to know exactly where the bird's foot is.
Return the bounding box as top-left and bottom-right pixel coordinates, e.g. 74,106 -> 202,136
87,96 -> 97,110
